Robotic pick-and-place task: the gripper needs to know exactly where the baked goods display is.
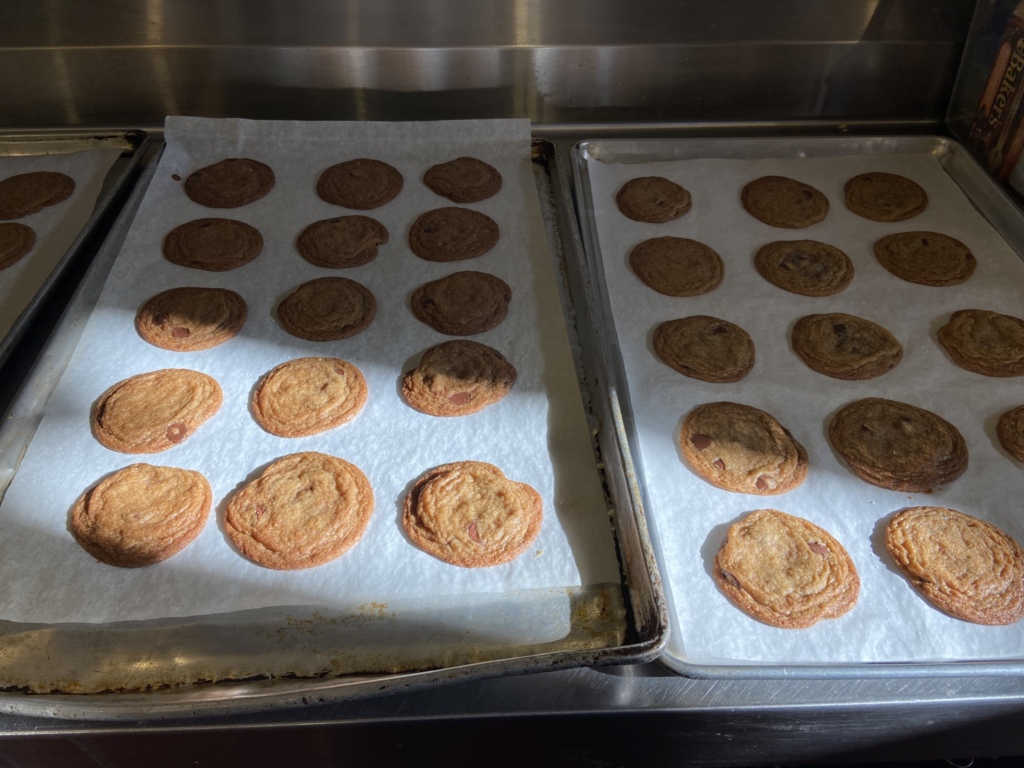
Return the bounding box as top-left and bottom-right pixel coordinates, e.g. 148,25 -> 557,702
135,287 -> 248,351
402,340 -> 517,417
653,316 -> 755,383
873,231 -> 975,286
423,157 -> 502,203
753,240 -> 853,296
408,206 -> 500,261
844,172 -> 928,222
162,218 -> 263,271
252,357 -> 368,437
628,237 -> 723,296
410,270 -> 511,335
276,276 -> 377,341
740,175 -> 829,228
615,176 -> 692,223
316,158 -> 404,210
183,158 -> 274,208
790,312 -> 902,380
295,215 -> 389,268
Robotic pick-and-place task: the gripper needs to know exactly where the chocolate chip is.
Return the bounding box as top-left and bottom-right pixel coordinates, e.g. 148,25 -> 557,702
712,325 -> 727,334
802,189 -> 812,198
755,475 -> 768,490
808,542 -> 829,555
153,312 -> 169,326
833,323 -> 846,335
690,434 -> 712,450
165,423 -> 188,443
713,458 -> 726,470
172,327 -> 190,338
172,174 -> 181,181
449,392 -> 472,405
468,521 -> 481,543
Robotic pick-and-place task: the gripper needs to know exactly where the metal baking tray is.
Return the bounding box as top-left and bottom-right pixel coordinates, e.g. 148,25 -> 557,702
0,136 -> 666,720
0,130 -> 148,371
572,134 -> 1024,679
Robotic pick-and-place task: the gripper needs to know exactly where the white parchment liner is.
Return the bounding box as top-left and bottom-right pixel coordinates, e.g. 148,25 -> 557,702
585,150 -> 1024,664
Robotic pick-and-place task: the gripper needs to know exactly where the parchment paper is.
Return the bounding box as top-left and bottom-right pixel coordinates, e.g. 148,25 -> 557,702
0,117 -> 619,626
585,150 -> 1024,664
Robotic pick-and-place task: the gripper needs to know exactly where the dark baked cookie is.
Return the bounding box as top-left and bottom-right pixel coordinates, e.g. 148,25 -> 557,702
162,218 -> 263,272
679,402 -> 808,495
295,215 -> 388,268
997,405 -> 1024,462
0,171 -> 75,220
714,509 -> 860,628
402,340 -> 517,417
791,313 -> 903,380
408,207 -> 499,262
886,506 -> 1024,625
828,398 -> 967,492
91,369 -> 223,454
135,287 -> 248,352
873,231 -> 975,286
403,461 -> 542,568
937,309 -> 1024,377
252,357 -> 368,437
410,270 -> 511,335
0,222 -> 35,269
423,157 -> 502,203
615,177 -> 691,223
844,172 -> 927,222
653,316 -> 755,383
70,464 -> 211,568
183,158 -> 274,208
754,240 -> 854,296
316,159 -> 403,210
628,237 -> 723,296
277,277 -> 377,341
741,176 -> 829,229
225,452 -> 374,570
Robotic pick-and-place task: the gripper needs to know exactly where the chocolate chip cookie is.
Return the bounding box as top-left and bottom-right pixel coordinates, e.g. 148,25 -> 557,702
844,172 -> 928,222
423,157 -> 502,203
873,232 -> 975,286
162,218 -> 263,272
615,177 -> 691,223
295,215 -> 388,269
628,237 -> 724,296
791,313 -> 903,380
277,277 -> 377,341
316,159 -> 403,210
183,158 -> 274,208
135,287 -> 248,352
0,171 -> 75,220
653,316 -> 755,383
754,240 -> 854,296
408,207 -> 499,262
402,340 -> 517,417
252,357 -> 368,437
937,309 -> 1024,377
741,176 -> 829,229
410,270 -> 511,335
0,222 -> 35,269
997,405 -> 1024,462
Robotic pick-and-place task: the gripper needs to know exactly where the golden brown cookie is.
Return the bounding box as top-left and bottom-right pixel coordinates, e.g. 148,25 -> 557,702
753,240 -> 854,297
277,277 -> 377,341
653,316 -> 755,383
70,464 -> 211,568
162,218 -> 263,272
316,159 -> 403,210
886,506 -> 1024,625
937,309 -> 1024,377
615,177 -> 691,223
844,172 -> 928,222
408,207 -> 499,262
225,452 -> 374,570
0,222 -> 35,269
403,461 -> 542,568
828,398 -> 968,492
402,340 -> 517,417
295,215 -> 388,268
714,509 -> 859,628
791,313 -> 903,380
135,287 -> 248,352
410,270 -> 511,336
183,158 -> 274,208
91,369 -> 223,454
628,237 -> 723,297
252,357 -> 368,437
423,157 -> 502,203
679,402 -> 808,495
741,176 -> 829,229
0,171 -> 75,220
997,405 -> 1024,462
873,231 -> 975,286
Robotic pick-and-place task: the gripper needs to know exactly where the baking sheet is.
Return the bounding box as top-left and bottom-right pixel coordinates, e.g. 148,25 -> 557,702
576,137 -> 1024,669
0,118 -> 621,638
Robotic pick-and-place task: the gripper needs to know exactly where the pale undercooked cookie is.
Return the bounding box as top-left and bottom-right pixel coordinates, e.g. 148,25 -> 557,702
91,369 -> 222,453
615,177 -> 691,223
714,509 -> 859,628
844,172 -> 927,222
162,218 -> 263,271
0,222 -> 35,269
252,357 -> 368,437
295,215 -> 389,268
886,506 -> 1024,625
423,157 -> 502,203
628,237 -> 723,296
317,159 -> 403,210
0,171 -> 75,220
402,340 -> 517,417
741,176 -> 829,229
403,461 -> 542,568
225,452 -> 374,570
410,270 -> 511,335
997,405 -> 1024,462
277,277 -> 377,341
937,309 -> 1024,377
653,316 -> 755,383
408,207 -> 499,262
828,398 -> 967,492
679,402 -> 808,495
873,231 -> 975,286
183,158 -> 275,208
135,287 -> 248,352
791,313 -> 903,380
70,464 -> 211,568
754,240 -> 853,296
